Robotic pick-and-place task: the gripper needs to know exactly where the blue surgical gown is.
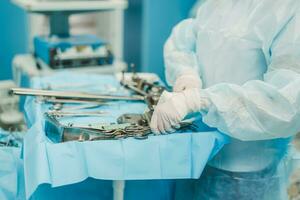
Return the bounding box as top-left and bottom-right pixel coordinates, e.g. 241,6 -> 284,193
164,0 -> 300,199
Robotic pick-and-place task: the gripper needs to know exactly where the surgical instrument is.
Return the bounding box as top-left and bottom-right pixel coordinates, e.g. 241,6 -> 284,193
47,110 -> 108,118
11,88 -> 145,101
41,98 -> 107,105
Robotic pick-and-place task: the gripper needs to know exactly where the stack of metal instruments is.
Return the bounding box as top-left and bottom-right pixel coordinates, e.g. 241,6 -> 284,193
0,139 -> 20,147
11,73 -> 195,142
0,130 -> 23,147
45,113 -> 152,142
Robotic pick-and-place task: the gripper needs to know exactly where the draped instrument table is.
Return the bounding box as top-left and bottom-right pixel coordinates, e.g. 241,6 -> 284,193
23,72 -> 228,200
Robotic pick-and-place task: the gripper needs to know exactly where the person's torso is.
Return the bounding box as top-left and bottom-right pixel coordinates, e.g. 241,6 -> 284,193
194,0 -> 299,171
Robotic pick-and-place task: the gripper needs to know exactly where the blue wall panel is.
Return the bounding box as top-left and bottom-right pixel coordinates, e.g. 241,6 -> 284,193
0,0 -> 28,80
141,0 -> 196,82
124,0 -> 143,71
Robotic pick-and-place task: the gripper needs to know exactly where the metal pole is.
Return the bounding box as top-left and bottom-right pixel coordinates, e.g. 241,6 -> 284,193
113,180 -> 125,200
49,12 -> 70,37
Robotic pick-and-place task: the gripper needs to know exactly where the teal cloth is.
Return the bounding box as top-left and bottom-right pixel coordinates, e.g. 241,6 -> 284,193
0,130 -> 25,200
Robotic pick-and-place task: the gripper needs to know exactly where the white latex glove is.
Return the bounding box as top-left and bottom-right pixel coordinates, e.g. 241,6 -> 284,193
173,69 -> 202,92
150,89 -> 208,134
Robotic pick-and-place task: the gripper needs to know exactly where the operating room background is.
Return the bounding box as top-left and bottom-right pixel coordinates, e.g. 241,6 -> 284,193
0,0 -> 197,82
0,0 -> 29,80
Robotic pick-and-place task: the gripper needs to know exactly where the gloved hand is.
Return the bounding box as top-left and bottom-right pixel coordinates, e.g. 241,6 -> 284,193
150,89 -> 208,134
173,69 -> 202,92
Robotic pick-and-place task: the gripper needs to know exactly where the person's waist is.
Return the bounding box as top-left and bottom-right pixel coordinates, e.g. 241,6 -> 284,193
208,138 -> 289,172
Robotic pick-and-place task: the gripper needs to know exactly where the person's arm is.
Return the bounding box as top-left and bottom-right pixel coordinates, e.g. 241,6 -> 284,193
164,18 -> 202,88
199,14 -> 300,141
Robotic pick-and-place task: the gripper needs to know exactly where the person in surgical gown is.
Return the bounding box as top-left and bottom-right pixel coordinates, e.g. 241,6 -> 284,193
150,0 -> 300,199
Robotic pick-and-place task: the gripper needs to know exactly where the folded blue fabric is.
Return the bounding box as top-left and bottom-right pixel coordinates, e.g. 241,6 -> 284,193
0,130 -> 25,200
23,72 -> 229,199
